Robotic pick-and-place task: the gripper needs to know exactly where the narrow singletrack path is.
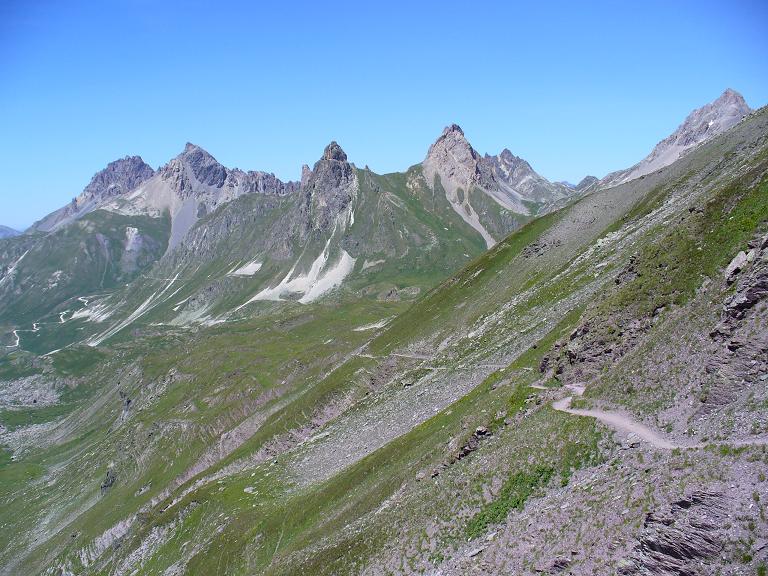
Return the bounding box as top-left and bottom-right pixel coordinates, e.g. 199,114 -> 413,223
552,396 -> 768,450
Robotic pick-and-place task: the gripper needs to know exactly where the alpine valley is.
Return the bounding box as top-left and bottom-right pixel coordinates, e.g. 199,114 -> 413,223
1,88 -> 767,576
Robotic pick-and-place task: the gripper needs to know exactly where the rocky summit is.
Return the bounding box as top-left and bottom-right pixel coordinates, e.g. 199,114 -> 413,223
1,89 -> 767,576
603,88 -> 753,186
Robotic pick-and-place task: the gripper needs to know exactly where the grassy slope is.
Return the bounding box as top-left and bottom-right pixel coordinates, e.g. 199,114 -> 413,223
2,109 -> 767,575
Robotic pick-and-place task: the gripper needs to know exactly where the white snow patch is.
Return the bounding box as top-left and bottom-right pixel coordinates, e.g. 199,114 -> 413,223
71,301 -> 113,323
352,317 -> 392,332
362,259 -> 385,270
6,329 -> 19,348
0,250 -> 29,288
124,226 -> 141,251
299,251 -> 356,303
227,260 -> 263,276
89,274 -> 179,345
241,243 -> 355,306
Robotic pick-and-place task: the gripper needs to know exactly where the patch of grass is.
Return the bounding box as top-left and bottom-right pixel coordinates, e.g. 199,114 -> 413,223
0,403 -> 75,431
51,346 -> 107,377
465,465 -> 554,539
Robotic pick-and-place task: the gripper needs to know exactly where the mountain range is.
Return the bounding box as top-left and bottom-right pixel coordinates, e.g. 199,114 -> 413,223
2,89 -> 751,353
1,89 -> 766,576
0,226 -> 19,239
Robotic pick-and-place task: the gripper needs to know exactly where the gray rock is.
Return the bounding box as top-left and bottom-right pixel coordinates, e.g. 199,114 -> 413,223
724,250 -> 747,283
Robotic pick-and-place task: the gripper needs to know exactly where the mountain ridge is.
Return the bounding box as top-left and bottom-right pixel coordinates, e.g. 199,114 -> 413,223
601,88 -> 752,186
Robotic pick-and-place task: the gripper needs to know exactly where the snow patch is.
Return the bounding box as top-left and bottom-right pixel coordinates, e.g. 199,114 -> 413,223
352,317 -> 392,332
241,242 -> 355,306
89,274 -> 179,345
299,251 -> 356,303
227,260 -> 263,276
362,259 -> 385,270
124,226 -> 141,251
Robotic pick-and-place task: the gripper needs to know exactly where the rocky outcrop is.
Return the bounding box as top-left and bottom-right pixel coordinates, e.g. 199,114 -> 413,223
702,234 -> 768,415
619,492 -> 726,575
301,141 -> 357,234
423,125 -> 570,210
82,156 -> 155,202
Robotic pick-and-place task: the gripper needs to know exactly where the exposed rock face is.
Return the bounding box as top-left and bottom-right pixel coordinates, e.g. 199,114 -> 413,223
29,156 -> 155,232
158,143 -> 298,202
604,89 -> 752,186
619,492 -> 726,575
481,148 -> 571,204
108,144 -> 300,250
177,143 -> 227,188
81,156 -> 155,202
703,233 -> 768,415
301,141 -> 357,234
422,124 -> 482,198
422,124 -> 571,247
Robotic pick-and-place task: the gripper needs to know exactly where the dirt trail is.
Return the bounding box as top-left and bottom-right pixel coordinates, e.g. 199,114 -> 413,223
552,396 -> 678,449
552,396 -> 768,450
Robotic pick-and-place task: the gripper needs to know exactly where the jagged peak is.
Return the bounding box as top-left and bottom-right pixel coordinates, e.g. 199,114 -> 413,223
442,123 -> 464,137
179,142 -> 219,162
498,148 -> 524,163
82,155 -> 155,199
169,142 -> 227,187
322,141 -> 347,162
301,164 -> 313,187
425,123 -> 477,164
716,88 -> 749,108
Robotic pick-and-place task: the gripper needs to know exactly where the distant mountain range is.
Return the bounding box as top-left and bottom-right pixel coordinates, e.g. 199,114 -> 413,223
0,89 -> 754,352
0,225 -> 20,239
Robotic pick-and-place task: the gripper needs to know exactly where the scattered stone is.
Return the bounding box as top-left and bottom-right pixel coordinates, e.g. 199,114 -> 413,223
466,546 -> 485,558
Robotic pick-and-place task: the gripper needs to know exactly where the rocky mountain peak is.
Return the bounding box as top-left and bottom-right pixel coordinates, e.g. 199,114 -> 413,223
575,175 -> 599,192
300,164 -> 313,188
442,123 -> 465,137
81,155 -> 155,203
716,88 -> 749,108
423,124 -> 481,186
161,142 -> 227,189
604,88 -> 753,185
303,142 -> 357,233
323,141 -> 347,162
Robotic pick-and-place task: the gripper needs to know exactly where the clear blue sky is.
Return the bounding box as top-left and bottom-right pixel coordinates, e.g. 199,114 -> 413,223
1,0 -> 766,230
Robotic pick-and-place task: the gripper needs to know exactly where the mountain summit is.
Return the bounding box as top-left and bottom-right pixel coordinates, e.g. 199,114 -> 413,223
29,156 -> 155,233
604,88 -> 752,185
422,124 -> 570,247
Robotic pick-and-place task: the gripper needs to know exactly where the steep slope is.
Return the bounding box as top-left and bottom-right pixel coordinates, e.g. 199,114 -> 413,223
28,156 -> 156,233
602,88 -> 752,186
3,104 -> 766,575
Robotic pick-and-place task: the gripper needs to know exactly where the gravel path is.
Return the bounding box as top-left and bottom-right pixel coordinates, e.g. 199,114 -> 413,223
552,396 -> 768,450
552,396 -> 678,449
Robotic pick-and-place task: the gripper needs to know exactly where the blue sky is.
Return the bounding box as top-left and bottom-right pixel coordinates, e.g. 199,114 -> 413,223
1,0 -> 766,230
